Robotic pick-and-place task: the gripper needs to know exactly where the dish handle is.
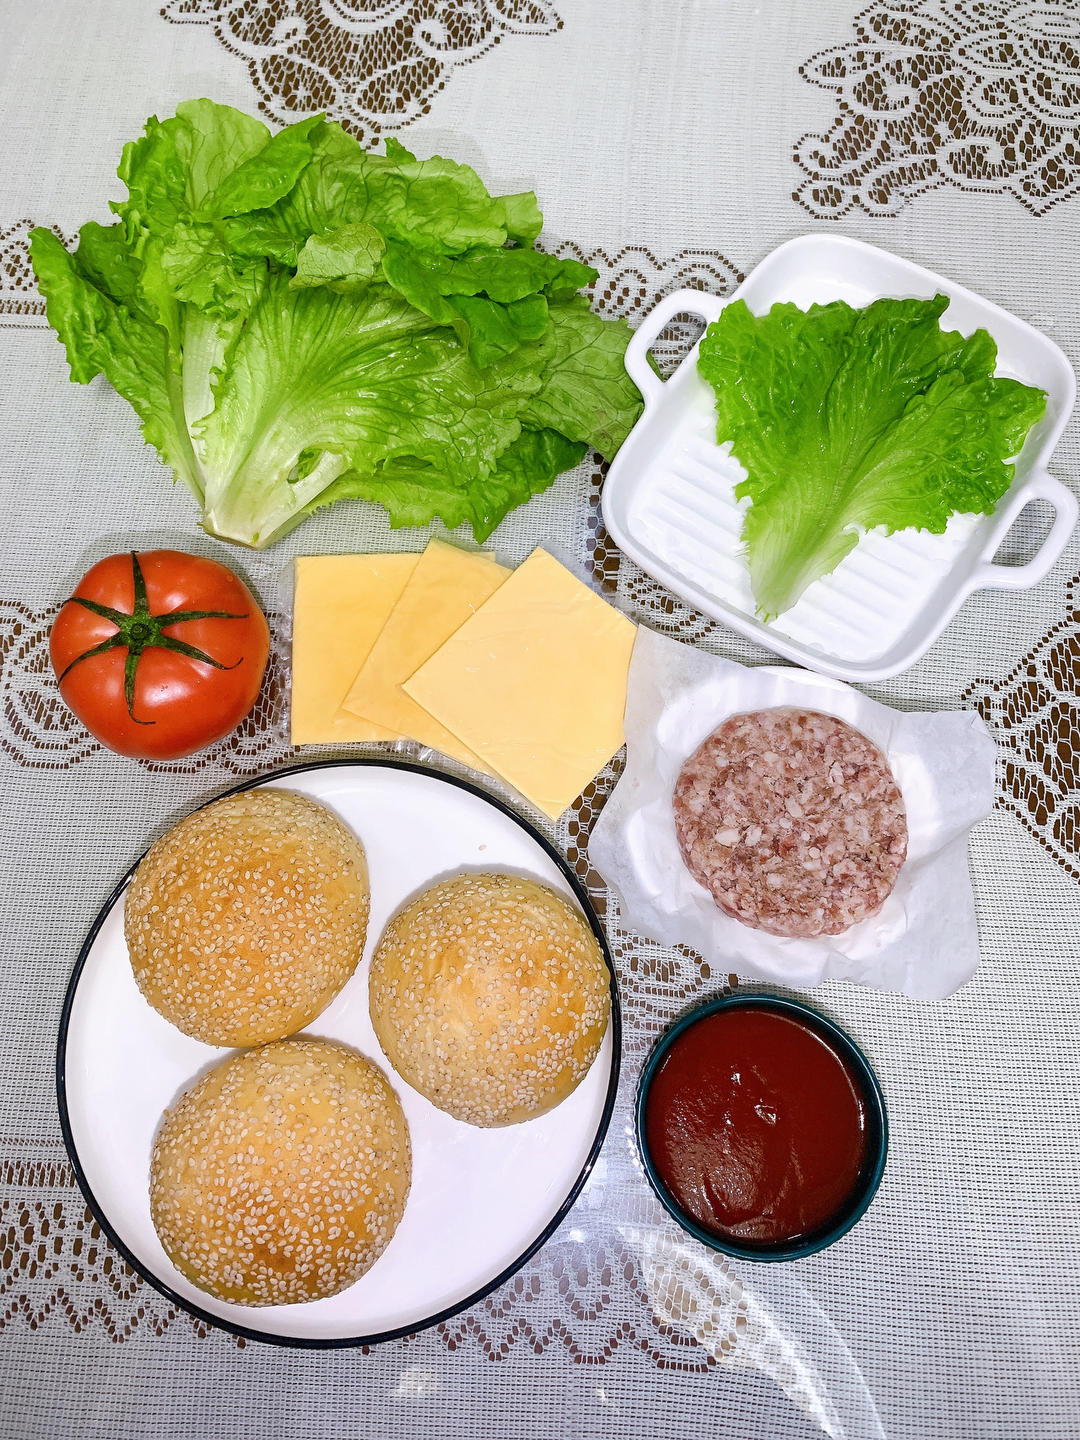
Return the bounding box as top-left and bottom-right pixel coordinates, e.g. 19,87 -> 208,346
625,288 -> 729,407
967,471 -> 1078,592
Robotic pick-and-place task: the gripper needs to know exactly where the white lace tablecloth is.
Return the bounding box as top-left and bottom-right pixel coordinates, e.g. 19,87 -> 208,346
2,3 -> 1080,1437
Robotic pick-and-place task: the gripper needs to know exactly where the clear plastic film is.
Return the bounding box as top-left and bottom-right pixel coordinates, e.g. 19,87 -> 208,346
253,554 -> 904,1439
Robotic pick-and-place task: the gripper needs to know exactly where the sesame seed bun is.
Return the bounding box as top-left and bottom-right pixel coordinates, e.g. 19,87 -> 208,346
125,789 -> 369,1047
369,873 -> 610,1128
149,1039 -> 411,1306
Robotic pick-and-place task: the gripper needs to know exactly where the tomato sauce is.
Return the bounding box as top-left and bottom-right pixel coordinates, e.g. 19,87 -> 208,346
643,1005 -> 869,1246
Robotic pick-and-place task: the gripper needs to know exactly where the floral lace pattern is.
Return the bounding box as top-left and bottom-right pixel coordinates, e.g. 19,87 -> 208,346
0,219 -> 70,316
0,1181 -> 215,1344
159,0 -> 563,138
965,571 -> 1080,883
0,1160 -> 748,1367
795,0 -> 1080,217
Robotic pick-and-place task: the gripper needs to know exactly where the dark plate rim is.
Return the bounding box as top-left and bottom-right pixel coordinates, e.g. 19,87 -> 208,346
634,989 -> 887,1262
56,755 -> 623,1349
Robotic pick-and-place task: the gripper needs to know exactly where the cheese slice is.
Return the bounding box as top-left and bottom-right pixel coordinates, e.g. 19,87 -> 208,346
290,553 -> 418,745
403,548 -> 636,819
342,538 -> 509,771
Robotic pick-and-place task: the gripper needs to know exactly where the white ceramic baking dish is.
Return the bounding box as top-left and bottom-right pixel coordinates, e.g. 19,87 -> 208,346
601,234 -> 1078,682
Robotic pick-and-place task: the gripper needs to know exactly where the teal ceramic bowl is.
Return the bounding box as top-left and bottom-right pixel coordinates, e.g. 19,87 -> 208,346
636,991 -> 888,1262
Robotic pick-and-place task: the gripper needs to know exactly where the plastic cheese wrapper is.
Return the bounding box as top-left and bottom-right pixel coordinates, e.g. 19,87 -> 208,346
589,627 -> 998,1000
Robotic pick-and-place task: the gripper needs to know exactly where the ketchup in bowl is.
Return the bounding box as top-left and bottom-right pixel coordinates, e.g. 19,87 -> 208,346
637,994 -> 886,1259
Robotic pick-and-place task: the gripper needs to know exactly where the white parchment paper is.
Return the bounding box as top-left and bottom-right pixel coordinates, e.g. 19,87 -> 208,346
589,628 -> 998,1000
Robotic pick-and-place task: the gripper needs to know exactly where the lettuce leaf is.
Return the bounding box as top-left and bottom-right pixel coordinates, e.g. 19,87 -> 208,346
380,241 -> 596,366
113,101 -> 322,237
28,227 -> 202,496
291,223 -> 385,290
159,222 -> 267,318
242,121 -> 540,260
30,100 -> 638,548
698,296 -> 1047,618
519,297 -> 643,461
325,428 -> 587,540
195,274 -> 540,545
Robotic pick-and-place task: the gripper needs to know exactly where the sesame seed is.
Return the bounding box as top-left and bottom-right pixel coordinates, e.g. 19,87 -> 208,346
125,790 -> 370,1047
369,874 -> 610,1128
149,1039 -> 411,1307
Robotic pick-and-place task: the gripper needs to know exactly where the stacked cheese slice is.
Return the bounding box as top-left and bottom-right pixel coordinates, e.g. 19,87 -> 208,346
291,540 -> 636,820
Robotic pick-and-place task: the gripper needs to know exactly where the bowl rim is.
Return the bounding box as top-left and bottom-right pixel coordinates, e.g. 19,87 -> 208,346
635,989 -> 888,1262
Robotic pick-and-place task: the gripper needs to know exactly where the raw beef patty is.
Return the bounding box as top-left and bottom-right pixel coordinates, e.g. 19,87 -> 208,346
672,708 -> 907,938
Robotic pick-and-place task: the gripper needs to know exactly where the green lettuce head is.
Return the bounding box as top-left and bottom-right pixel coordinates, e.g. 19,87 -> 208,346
31,100 -> 641,548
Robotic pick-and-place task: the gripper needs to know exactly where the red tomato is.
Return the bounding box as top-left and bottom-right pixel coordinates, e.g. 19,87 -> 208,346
49,550 -> 270,760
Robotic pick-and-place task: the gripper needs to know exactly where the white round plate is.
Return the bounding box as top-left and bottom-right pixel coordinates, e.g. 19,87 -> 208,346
57,759 -> 620,1347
